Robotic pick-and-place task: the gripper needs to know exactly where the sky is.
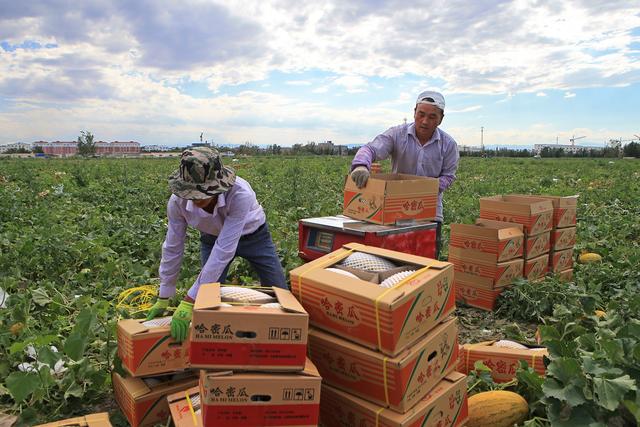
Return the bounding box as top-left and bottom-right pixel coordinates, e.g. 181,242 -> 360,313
1,0 -> 639,148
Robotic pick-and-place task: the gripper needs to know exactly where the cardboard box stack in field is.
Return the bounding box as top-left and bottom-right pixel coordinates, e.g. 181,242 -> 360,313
343,173 -> 440,225
290,243 -> 468,426
449,219 -> 525,310
479,195 -> 554,282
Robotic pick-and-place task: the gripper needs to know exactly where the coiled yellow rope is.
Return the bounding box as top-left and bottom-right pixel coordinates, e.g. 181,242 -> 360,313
116,284 -> 158,313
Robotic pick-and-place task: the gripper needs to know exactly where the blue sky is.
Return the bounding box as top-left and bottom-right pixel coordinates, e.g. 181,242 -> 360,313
1,0 -> 639,148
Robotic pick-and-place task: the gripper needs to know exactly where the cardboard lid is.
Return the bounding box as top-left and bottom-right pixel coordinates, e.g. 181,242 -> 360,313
344,173 -> 439,196
118,318 -> 157,335
451,222 -> 523,240
474,218 -> 524,232
34,413 -> 112,427
113,371 -> 199,399
511,194 -> 579,208
201,358 -> 321,380
273,287 -> 307,313
113,371 -> 152,399
480,195 -> 553,214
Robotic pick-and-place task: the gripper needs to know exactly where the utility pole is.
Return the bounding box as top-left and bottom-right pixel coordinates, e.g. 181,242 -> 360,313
480,126 -> 484,151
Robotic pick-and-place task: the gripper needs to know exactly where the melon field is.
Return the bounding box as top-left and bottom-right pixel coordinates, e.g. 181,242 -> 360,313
0,156 -> 639,426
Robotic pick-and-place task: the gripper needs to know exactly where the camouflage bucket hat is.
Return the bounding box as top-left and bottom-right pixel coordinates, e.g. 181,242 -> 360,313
168,147 -> 236,199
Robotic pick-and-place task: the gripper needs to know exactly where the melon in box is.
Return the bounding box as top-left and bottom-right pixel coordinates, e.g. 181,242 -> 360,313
189,284 -> 308,371
449,220 -> 524,261
479,195 -> 553,235
290,243 -> 455,356
448,246 -> 523,286
343,173 -> 439,225
320,373 -> 468,427
117,316 -> 190,377
308,317 -> 458,412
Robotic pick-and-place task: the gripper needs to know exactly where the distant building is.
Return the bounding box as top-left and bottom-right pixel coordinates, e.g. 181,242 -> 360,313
142,145 -> 173,152
42,141 -> 77,156
38,140 -> 140,156
533,143 -> 602,155
459,145 -> 482,154
0,142 -> 31,153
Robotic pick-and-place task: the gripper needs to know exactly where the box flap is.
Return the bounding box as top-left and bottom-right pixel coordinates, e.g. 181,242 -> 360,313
453,271 -> 505,290
167,386 -> 199,404
273,287 -> 306,313
475,218 -> 524,233
34,413 -> 112,427
344,173 -> 387,194
448,246 -> 499,263
194,283 -> 221,310
114,372 -> 152,399
118,318 -> 152,335
512,194 -> 579,208
383,174 -> 439,195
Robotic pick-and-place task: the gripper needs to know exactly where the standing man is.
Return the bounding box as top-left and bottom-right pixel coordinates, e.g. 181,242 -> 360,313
350,90 -> 459,259
146,147 -> 287,341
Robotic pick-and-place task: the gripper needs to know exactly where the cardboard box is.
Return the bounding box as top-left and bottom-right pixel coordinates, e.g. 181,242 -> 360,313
290,243 -> 455,356
320,373 -> 468,427
343,173 -> 439,225
514,194 -> 578,228
549,248 -> 573,272
479,195 -> 553,235
523,254 -> 549,281
448,246 -> 523,286
524,231 -> 550,259
308,317 -> 459,413
200,358 -> 321,427
551,227 -> 576,250
453,271 -> 508,311
34,413 -> 112,427
167,387 -> 202,427
117,317 -> 190,377
190,284 -> 308,371
112,371 -> 198,427
558,268 -> 574,282
457,341 -> 547,383
449,220 -> 524,261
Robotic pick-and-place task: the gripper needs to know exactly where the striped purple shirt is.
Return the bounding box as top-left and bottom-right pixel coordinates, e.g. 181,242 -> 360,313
351,124 -> 459,221
158,176 -> 265,300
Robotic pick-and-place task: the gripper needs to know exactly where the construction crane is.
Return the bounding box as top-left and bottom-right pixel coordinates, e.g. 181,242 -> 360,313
569,135 -> 586,146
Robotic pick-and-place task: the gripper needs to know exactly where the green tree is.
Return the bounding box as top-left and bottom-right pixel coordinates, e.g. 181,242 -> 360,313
77,131 -> 95,156
623,141 -> 640,158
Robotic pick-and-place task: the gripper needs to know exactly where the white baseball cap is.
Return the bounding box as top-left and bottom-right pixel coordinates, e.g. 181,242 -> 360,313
416,90 -> 445,111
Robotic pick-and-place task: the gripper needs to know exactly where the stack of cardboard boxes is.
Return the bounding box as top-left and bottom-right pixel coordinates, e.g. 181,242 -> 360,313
290,244 -> 468,427
115,283 -> 321,427
449,219 -> 525,311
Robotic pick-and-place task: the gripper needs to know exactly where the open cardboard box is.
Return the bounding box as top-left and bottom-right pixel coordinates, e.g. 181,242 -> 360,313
448,246 -> 523,286
34,413 -> 112,427
117,317 -> 190,377
343,173 -> 439,225
449,219 -> 524,261
308,316 -> 458,413
290,243 -> 455,356
167,386 -> 202,427
551,226 -> 576,250
320,372 -> 468,427
457,340 -> 547,383
190,283 -> 308,371
453,271 -> 509,311
479,195 -> 553,235
112,371 -> 198,427
200,358 -> 321,427
523,231 -> 550,259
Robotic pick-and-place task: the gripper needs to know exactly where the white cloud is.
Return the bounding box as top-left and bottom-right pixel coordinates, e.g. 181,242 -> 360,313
564,91 -> 577,98
536,92 -> 547,97
285,80 -> 312,86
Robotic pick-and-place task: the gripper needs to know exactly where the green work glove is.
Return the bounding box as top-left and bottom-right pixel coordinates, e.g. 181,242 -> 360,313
351,166 -> 370,188
146,298 -> 169,320
170,300 -> 194,342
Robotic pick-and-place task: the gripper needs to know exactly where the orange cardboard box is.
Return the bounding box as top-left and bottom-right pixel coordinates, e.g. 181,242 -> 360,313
453,271 -> 509,311
479,195 -> 553,235
34,413 -> 112,427
320,373 -> 468,427
558,268 -> 574,282
167,387 -> 202,427
449,220 -> 524,261
549,248 -> 574,272
290,243 -> 455,356
117,317 -> 190,377
190,284 -> 308,371
524,231 -> 550,259
200,358 -> 321,427
524,254 -> 549,281
112,371 -> 198,427
457,341 -> 547,383
308,317 -> 458,413
448,246 -> 523,286
343,173 -> 439,225
551,227 -> 576,250
514,194 -> 578,228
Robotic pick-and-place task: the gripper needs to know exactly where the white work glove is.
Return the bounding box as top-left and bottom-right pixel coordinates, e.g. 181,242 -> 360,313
350,166 -> 370,188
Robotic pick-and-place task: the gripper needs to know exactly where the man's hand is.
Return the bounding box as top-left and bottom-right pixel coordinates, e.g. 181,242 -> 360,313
351,166 -> 370,188
146,298 -> 169,320
170,300 -> 194,342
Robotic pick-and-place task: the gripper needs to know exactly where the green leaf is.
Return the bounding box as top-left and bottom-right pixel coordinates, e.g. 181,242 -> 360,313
31,288 -> 51,306
63,307 -> 97,361
63,382 -> 84,399
37,346 -> 60,368
544,378 -> 587,407
593,375 -> 637,411
6,371 -> 40,402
